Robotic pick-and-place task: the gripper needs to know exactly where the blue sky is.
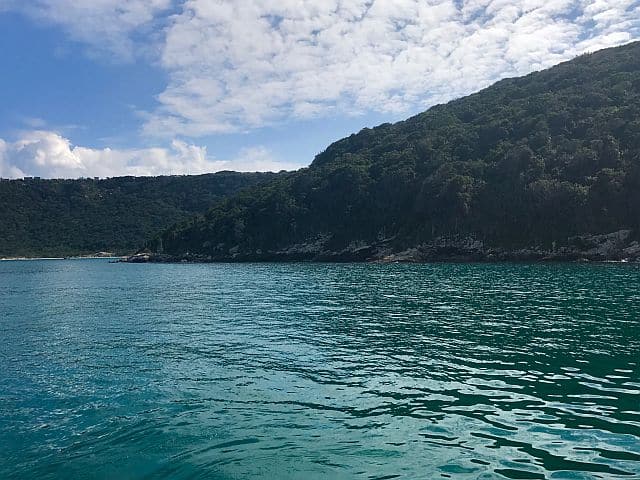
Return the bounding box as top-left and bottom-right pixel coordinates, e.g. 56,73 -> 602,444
0,0 -> 638,178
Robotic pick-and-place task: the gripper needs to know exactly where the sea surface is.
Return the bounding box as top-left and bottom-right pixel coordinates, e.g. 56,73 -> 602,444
1,259 -> 639,480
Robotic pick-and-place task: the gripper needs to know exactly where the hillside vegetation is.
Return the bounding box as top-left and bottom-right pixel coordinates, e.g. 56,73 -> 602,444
148,42 -> 640,262
0,172 -> 275,257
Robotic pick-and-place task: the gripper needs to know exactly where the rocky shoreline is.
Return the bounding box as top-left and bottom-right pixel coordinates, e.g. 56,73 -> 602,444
124,230 -> 640,264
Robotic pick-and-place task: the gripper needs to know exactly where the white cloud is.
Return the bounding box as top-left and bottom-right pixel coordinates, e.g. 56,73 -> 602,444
142,0 -> 640,136
0,131 -> 298,179
2,0 -> 639,138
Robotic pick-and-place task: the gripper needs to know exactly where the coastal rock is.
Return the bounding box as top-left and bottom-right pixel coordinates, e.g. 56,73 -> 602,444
93,251 -> 115,258
623,241 -> 640,260
281,234 -> 331,256
568,230 -> 634,260
138,229 -> 640,264
379,248 -> 421,263
125,253 -> 152,263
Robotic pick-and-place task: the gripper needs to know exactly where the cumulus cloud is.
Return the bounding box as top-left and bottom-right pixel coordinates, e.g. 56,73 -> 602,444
0,131 -> 298,179
142,0 -> 640,136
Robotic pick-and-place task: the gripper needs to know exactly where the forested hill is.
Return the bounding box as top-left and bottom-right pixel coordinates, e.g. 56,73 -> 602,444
0,172 -> 276,257
146,41 -> 640,262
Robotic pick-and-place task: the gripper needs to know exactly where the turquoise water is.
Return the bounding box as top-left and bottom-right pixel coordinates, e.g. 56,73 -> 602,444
1,260 -> 639,479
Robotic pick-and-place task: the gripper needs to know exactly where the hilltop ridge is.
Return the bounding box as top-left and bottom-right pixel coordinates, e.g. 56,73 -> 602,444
140,42 -> 640,262
0,172 -> 276,257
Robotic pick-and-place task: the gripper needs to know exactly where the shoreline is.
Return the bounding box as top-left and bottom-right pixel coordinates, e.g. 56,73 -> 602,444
1,255 -> 636,265
123,253 -> 640,265
124,230 -> 640,265
0,256 -> 126,262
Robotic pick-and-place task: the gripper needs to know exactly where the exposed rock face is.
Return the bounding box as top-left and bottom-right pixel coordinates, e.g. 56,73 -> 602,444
125,230 -> 640,263
566,230 -> 632,260
381,230 -> 640,263
125,253 -> 153,263
623,241 -> 640,259
93,251 -> 115,258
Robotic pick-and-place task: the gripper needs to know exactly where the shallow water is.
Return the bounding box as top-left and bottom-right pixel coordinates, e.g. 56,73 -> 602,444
1,259 -> 639,479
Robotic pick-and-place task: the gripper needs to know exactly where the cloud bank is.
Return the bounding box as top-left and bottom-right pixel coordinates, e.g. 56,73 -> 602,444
4,0 -> 638,136
145,0 -> 640,136
0,131 -> 297,178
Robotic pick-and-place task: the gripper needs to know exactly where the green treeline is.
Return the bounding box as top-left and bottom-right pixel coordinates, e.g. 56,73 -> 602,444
0,172 -> 275,257
154,42 -> 640,259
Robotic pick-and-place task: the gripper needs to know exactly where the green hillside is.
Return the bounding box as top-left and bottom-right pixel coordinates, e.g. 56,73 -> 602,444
0,172 -> 276,257
148,41 -> 640,262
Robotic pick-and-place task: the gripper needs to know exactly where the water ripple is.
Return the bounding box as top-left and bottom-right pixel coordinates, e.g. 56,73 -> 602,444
0,260 -> 639,479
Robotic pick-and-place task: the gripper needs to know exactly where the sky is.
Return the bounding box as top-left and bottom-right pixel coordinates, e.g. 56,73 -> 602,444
0,0 -> 638,178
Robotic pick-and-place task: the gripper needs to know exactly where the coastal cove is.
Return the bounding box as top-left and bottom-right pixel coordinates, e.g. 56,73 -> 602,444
3,7 -> 640,480
2,259 -> 639,479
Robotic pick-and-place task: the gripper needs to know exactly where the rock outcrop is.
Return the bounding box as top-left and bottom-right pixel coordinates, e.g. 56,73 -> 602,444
125,230 -> 640,264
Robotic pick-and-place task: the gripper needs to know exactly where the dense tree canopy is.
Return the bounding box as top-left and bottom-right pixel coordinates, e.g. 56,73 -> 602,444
153,42 -> 640,259
0,172 -> 275,257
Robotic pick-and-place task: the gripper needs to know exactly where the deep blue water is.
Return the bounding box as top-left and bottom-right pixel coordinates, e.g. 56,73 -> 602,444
1,259 -> 639,479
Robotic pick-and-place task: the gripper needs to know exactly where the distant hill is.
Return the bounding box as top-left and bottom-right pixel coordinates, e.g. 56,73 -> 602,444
0,172 -> 276,257
144,41 -> 640,262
